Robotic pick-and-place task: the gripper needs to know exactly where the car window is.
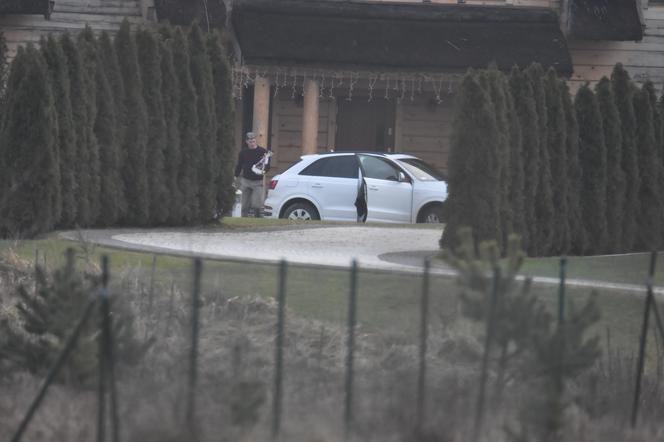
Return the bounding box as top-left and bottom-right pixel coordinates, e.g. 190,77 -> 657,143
359,155 -> 401,181
396,158 -> 446,181
299,156 -> 359,178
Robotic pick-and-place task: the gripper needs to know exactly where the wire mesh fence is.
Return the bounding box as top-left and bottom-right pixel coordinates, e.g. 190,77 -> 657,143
3,249 -> 664,442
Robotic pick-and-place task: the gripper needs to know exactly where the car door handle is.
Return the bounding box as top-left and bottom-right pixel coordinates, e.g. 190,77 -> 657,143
312,183 -> 323,188
369,185 -> 379,191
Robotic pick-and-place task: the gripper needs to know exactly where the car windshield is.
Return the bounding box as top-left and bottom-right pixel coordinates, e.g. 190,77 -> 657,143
396,158 -> 446,181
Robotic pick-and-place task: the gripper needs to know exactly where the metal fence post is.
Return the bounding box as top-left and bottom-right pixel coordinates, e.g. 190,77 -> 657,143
165,280 -> 176,336
101,256 -> 120,442
97,279 -> 107,442
148,255 -> 157,312
98,255 -> 120,442
272,259 -> 288,440
558,256 -> 567,325
344,260 -> 359,442
187,258 -> 203,438
631,251 -> 658,428
416,258 -> 431,436
554,256 -> 568,403
34,248 -> 39,292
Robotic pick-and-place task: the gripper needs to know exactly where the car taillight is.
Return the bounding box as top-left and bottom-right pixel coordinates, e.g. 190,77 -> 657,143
269,179 -> 278,190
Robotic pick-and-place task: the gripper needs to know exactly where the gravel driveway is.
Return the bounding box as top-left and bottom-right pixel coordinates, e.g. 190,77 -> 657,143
67,226 -> 444,271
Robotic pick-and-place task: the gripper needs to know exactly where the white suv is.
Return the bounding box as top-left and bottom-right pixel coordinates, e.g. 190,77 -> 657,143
263,152 -> 447,223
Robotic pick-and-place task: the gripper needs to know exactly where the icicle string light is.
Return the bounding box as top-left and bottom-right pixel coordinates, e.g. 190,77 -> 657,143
230,65 -> 462,101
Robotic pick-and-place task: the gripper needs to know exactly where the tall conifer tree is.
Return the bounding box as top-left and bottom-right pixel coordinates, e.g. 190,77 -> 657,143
97,31 -> 127,221
116,20 -> 150,226
575,84 -> 608,254
440,71 -> 500,250
94,38 -> 123,226
159,28 -> 184,225
560,80 -> 585,254
595,77 -> 624,253
42,35 -> 75,227
525,63 -> 553,256
0,32 -> 9,100
645,82 -> 664,247
633,84 -> 662,250
647,83 -> 663,156
0,32 -> 7,186
0,46 -> 28,205
189,24 -> 217,222
544,68 -> 569,255
173,26 -> 200,223
77,26 -> 102,224
505,70 -> 525,246
0,35 -> 7,206
659,91 -> 664,151
484,66 -> 510,254
659,91 -> 664,240
611,64 -> 639,251
0,46 -> 59,237
136,28 -> 169,225
61,32 -> 93,226
509,67 -> 537,254
207,30 -> 236,218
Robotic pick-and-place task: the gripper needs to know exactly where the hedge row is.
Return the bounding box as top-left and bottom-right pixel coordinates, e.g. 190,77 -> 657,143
442,63 -> 664,256
0,22 -> 236,238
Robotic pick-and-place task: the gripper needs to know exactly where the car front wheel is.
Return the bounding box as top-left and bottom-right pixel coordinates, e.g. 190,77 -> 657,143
419,205 -> 444,224
282,202 -> 320,221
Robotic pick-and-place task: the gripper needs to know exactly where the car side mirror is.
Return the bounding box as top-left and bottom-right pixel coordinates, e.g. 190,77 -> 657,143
398,171 -> 409,183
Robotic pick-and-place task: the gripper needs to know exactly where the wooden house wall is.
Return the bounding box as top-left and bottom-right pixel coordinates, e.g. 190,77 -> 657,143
395,96 -> 455,174
261,90 -> 454,175
568,4 -> 664,92
270,91 -> 335,174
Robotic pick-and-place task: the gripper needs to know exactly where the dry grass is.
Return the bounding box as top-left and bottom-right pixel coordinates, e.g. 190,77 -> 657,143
1,245 -> 664,441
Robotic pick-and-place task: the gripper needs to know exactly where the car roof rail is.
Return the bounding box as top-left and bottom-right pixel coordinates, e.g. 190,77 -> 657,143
299,151 -> 410,160
317,151 -> 390,156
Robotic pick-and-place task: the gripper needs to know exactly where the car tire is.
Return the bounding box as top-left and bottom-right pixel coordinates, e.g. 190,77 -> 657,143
419,205 -> 444,224
282,202 -> 320,221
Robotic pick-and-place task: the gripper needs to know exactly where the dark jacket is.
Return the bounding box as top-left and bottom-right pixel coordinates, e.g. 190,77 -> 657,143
234,146 -> 270,181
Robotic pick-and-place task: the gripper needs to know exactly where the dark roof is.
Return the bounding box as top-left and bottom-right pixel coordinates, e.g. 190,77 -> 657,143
154,0 -> 226,28
0,0 -> 50,16
569,0 -> 644,41
232,0 -> 573,76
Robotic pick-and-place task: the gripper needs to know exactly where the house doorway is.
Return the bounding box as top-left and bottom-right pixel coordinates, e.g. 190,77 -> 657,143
336,98 -> 395,151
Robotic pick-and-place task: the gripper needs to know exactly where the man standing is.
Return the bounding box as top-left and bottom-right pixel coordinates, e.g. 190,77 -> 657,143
234,132 -> 271,217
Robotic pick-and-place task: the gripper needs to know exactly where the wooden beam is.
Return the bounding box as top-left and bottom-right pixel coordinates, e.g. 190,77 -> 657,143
327,99 -> 337,151
394,102 -> 404,152
301,78 -> 319,155
252,75 -> 271,147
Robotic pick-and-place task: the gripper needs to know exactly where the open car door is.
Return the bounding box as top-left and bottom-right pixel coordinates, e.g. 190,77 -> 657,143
354,160 -> 368,223
358,154 -> 413,223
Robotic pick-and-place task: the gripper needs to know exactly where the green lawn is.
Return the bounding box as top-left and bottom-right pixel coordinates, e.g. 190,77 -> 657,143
521,252 -> 664,287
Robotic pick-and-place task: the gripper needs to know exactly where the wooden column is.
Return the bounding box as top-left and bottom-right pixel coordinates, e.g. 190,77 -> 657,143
234,97 -> 243,150
394,100 -> 404,152
253,76 -> 271,147
326,99 -> 337,151
302,78 -> 319,155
